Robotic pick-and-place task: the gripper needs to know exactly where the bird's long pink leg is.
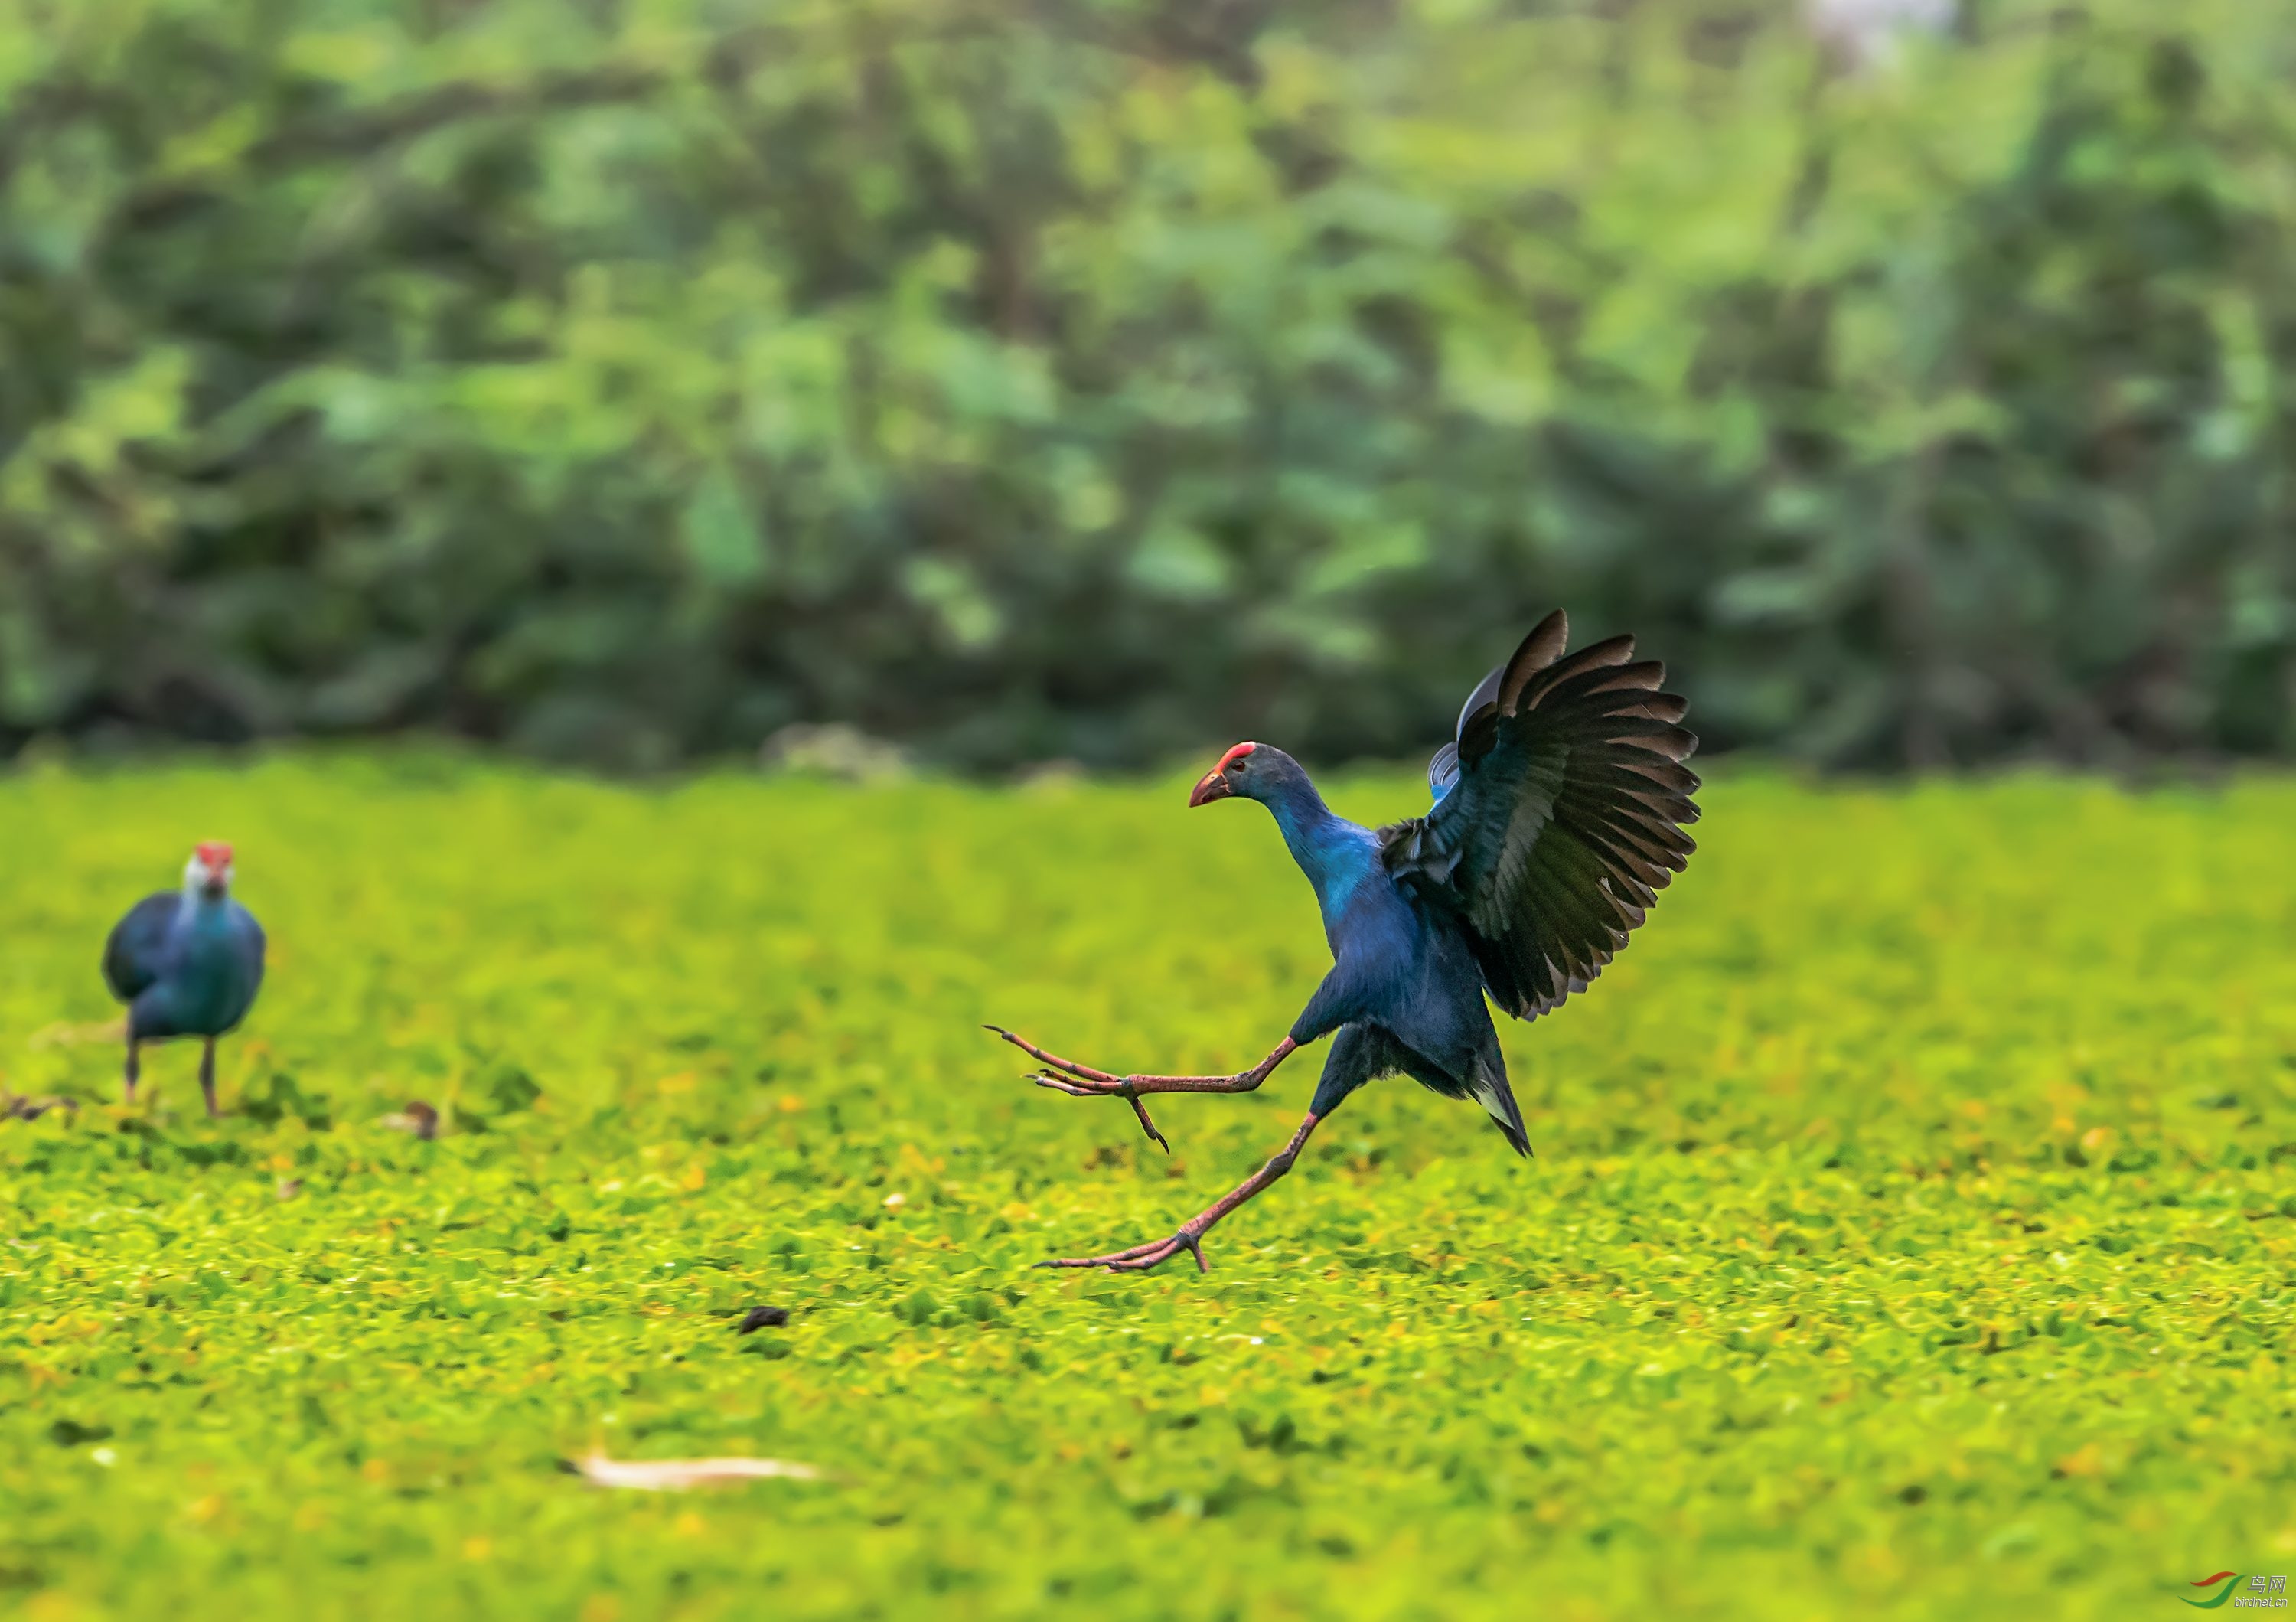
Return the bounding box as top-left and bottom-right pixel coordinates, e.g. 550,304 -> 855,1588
982,1026 -> 1299,1152
1042,1111 -> 1323,1274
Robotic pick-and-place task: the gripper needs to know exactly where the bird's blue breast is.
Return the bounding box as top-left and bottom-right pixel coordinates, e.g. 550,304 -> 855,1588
1326,869 -> 1423,970
135,899 -> 265,1039
1269,805 -> 1384,942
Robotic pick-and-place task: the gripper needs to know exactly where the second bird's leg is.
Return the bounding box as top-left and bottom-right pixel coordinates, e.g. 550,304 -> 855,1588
197,1039 -> 219,1119
123,1038 -> 140,1105
1041,1111 -> 1325,1274
983,1027 -> 1299,1152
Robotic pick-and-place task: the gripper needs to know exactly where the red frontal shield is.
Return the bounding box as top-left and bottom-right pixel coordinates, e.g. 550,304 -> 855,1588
1189,742 -> 1256,806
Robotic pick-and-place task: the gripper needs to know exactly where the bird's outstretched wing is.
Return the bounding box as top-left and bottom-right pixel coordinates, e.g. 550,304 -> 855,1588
102,893 -> 180,1003
1381,611 -> 1698,1020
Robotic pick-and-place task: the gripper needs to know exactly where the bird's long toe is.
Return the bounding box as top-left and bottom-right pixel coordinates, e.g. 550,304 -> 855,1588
1029,1072 -> 1170,1151
1029,1068 -> 1125,1098
1039,1230 -> 1205,1274
984,1025 -> 1122,1085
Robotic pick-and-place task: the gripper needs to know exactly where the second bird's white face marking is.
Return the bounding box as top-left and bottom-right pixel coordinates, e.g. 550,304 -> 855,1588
184,853 -> 233,895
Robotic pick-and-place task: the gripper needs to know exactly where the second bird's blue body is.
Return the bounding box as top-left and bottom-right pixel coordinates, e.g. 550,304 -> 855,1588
103,888 -> 266,1043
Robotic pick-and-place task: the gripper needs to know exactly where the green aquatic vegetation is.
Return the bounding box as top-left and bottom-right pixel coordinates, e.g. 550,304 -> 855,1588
0,755 -> 2291,1620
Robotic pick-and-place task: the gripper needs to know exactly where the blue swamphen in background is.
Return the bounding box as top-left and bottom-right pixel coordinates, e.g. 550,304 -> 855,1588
991,611 -> 1698,1271
102,842 -> 267,1117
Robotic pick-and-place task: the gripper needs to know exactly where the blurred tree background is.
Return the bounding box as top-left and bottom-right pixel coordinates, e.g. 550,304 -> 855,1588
2,0 -> 2291,773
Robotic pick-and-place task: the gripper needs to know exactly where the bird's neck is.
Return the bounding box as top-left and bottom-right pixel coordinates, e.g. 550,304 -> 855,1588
1264,780 -> 1373,920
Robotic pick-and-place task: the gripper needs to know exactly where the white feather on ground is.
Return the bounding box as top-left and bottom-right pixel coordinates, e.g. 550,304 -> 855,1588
569,1452 -> 823,1490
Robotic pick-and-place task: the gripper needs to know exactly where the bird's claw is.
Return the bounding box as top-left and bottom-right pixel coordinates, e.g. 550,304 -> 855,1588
1037,1229 -> 1207,1274
1026,1071 -> 1169,1154
987,1025 -> 1171,1152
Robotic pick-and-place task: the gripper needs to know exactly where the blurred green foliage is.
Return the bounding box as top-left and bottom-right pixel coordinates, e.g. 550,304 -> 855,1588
2,0 -> 2294,771
2,759 -> 2294,1617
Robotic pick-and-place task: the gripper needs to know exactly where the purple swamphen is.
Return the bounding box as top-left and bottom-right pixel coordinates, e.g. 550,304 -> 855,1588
990,611 -> 1698,1272
102,842 -> 267,1117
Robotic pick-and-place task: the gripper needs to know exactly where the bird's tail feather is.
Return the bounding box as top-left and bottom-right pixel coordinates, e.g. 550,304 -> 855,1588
1467,1054 -> 1534,1159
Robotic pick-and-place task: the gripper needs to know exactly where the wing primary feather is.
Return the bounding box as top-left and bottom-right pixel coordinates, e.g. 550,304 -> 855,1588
1495,610 -> 1571,714
1619,693 -> 1689,723
1581,661 -> 1666,694
1593,749 -> 1701,794
1566,799 -> 1695,873
1616,782 -> 1702,824
1520,635 -> 1636,710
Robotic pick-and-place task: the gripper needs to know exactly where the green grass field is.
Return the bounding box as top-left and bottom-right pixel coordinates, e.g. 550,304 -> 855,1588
2,755 -> 2292,1620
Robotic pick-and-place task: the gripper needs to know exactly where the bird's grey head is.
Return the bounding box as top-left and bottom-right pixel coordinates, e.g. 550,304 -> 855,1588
183,841 -> 234,899
1187,742 -> 1312,808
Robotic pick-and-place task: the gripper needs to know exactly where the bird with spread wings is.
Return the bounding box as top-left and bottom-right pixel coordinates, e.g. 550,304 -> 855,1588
990,610 -> 1699,1272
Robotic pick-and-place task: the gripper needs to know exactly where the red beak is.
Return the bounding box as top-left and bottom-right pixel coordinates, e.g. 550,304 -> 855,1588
1188,769 -> 1232,808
